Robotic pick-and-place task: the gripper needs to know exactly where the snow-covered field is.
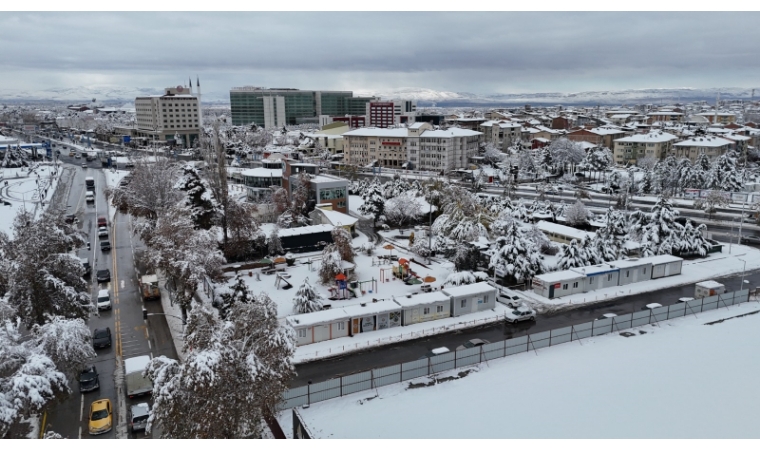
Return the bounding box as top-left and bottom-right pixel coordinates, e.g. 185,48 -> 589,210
0,163 -> 62,236
283,300 -> 760,439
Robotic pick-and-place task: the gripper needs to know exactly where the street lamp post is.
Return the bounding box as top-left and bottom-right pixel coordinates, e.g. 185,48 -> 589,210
737,258 -> 747,291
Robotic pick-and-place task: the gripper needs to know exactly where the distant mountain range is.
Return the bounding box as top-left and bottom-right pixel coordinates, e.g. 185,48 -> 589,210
1,85 -> 758,107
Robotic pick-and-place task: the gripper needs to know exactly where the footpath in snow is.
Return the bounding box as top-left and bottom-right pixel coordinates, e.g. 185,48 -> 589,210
0,162 -> 64,235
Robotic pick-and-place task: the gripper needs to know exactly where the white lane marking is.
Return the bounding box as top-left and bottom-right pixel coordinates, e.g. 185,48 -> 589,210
147,340 -> 152,350
78,426 -> 82,439
150,352 -> 154,359
121,279 -> 125,289
80,394 -> 84,421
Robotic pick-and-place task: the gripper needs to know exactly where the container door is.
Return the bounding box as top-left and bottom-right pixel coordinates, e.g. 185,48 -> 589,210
411,308 -> 419,323
548,285 -> 555,299
351,318 -> 360,335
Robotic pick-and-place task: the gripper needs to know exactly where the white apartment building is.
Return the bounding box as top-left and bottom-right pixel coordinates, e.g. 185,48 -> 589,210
135,81 -> 202,147
613,131 -> 678,164
343,123 -> 482,171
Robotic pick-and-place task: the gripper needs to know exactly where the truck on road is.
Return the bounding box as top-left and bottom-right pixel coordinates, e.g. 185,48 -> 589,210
124,355 -> 153,398
85,176 -> 95,190
141,274 -> 161,301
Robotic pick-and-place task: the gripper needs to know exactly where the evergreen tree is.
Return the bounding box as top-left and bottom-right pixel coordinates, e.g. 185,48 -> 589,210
216,275 -> 254,319
489,220 -> 546,284
358,181 -> 385,225
293,278 -> 323,314
706,150 -> 742,192
633,196 -> 683,256
556,239 -> 589,270
175,164 -> 218,230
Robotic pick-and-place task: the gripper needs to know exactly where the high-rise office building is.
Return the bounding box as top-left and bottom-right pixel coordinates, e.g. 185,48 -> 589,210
135,78 -> 202,147
229,87 -> 376,127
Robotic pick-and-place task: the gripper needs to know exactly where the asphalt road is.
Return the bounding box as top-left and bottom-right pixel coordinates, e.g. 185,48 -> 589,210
292,267 -> 760,387
42,157 -> 178,439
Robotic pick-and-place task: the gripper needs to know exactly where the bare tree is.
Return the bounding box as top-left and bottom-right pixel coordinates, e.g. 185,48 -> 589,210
564,200 -> 590,227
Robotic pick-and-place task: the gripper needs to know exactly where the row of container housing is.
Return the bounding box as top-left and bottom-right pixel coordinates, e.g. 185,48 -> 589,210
532,255 -> 683,299
287,282 -> 497,346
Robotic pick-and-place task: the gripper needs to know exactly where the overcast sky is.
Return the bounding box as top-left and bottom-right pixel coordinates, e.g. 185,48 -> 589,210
1,12 -> 759,99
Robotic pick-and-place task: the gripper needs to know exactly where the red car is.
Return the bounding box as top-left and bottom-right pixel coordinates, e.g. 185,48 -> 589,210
97,216 -> 107,227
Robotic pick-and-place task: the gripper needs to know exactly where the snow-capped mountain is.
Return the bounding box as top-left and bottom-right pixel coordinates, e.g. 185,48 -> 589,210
356,87 -> 759,107
0,85 -> 757,107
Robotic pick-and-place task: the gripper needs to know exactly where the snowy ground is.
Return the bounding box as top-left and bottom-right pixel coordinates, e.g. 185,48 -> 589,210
520,244 -> 760,311
103,168 -> 130,222
283,300 -> 760,438
348,195 -> 368,218
0,163 -> 63,236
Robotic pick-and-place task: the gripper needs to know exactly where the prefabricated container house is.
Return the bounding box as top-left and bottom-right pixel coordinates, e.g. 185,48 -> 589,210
277,224 -> 334,253
443,282 -> 498,317
286,309 -> 350,346
640,254 -> 683,279
608,258 -> 652,286
532,270 -> 585,299
536,220 -> 596,245
695,280 -> 725,299
343,300 -> 402,335
571,264 -> 620,292
394,291 -> 451,326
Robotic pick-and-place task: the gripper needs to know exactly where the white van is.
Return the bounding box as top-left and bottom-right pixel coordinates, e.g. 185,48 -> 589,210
96,289 -> 111,310
85,191 -> 95,203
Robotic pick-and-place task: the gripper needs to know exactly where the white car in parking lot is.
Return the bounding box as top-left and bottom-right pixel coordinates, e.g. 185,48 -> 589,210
505,306 -> 536,323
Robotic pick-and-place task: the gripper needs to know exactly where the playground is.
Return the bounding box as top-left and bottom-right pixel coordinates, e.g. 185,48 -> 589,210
221,240 -> 456,319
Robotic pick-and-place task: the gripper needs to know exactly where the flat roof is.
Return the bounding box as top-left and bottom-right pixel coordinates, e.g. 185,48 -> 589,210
278,224 -> 333,237
696,280 -> 724,289
442,282 -> 496,298
342,301 -> 401,317
608,258 -> 652,269
394,291 -> 450,308
638,254 -> 683,265
286,309 -> 349,328
316,209 -> 358,226
534,270 -> 585,283
536,220 -> 595,241
241,168 -> 283,177
570,264 -> 619,276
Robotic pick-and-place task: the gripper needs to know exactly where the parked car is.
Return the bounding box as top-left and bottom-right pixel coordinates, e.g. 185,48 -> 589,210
595,313 -> 617,321
505,306 -> 537,323
100,240 -> 111,252
64,214 -> 77,224
97,269 -> 111,283
128,403 -> 150,434
88,399 -> 112,435
92,327 -> 112,349
740,235 -> 760,245
500,294 -> 524,309
456,339 -> 490,351
98,226 -> 108,238
81,163 -> 87,169
97,216 -> 107,227
78,366 -> 100,393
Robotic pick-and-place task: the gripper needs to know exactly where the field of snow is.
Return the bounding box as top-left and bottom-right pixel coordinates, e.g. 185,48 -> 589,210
0,163 -> 62,236
285,300 -> 760,438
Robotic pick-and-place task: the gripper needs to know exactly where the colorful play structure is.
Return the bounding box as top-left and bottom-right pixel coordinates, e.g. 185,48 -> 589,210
328,272 -> 379,300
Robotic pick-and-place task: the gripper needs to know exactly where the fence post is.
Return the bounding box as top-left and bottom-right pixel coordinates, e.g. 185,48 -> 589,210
340,376 -> 343,397
371,370 -> 375,389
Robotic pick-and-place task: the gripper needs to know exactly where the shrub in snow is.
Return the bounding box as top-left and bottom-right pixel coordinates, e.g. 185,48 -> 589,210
293,278 -> 323,314
444,270 -> 477,286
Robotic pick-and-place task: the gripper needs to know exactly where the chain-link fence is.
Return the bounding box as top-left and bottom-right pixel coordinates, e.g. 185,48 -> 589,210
282,289 -> 752,410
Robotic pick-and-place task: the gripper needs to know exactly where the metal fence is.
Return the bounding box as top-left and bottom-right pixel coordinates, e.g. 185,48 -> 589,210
281,289 -> 752,410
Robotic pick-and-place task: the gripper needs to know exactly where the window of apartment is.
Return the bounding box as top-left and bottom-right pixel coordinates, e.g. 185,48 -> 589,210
436,305 -> 444,313
626,270 -> 630,277
643,267 -> 647,274
563,284 -> 568,290
607,273 -> 613,281
423,307 -> 430,315
572,281 -> 579,288
337,322 -> 345,331
460,299 -> 467,308
297,329 -> 307,338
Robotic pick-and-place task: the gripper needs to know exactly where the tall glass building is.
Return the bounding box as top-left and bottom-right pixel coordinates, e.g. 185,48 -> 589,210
230,87 -> 375,127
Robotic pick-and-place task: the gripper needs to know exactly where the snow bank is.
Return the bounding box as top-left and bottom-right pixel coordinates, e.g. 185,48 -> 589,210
292,300 -> 760,438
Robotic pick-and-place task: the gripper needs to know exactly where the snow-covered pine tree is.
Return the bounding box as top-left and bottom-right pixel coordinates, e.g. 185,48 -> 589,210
489,220 -> 546,284
319,245 -> 343,284
444,270 -> 477,286
556,239 -> 587,270
706,150 -> 742,192
580,234 -> 602,265
145,299 -> 295,438
358,181 -> 385,225
635,196 -> 683,256
174,164 -> 218,230
216,275 -> 255,319
293,278 -> 323,314
675,158 -> 694,193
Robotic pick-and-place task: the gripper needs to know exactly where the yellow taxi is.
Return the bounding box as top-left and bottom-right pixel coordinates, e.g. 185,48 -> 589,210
88,399 -> 113,435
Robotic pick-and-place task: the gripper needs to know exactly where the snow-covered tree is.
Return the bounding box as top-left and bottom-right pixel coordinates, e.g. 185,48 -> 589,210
223,196 -> 261,261
517,150 -> 538,177
331,226 -> 354,263
631,196 -> 683,257
556,239 -> 590,270
564,200 -> 590,227
674,158 -> 695,193
293,278 -> 323,314
444,270 -> 477,286
358,181 -> 385,225
580,147 -> 613,171
548,138 -> 585,174
175,164 -> 218,230
674,222 -> 712,257
267,226 -> 283,256
483,143 -> 504,165
694,190 -> 729,220
319,245 -> 343,284
145,299 -> 295,438
454,245 -> 481,272
706,150 -> 742,192
1,210 -> 91,328
32,316 -> 96,379
489,220 -> 546,285
383,193 -> 423,228
216,275 -> 255,319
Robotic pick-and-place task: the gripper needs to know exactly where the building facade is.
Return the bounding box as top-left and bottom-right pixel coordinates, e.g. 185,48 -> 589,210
366,100 -> 417,128
229,87 -> 376,127
612,131 -> 678,165
670,136 -> 732,163
135,82 -> 202,147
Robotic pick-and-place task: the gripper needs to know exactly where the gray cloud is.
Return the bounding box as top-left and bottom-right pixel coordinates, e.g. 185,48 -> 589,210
0,12 -> 759,99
